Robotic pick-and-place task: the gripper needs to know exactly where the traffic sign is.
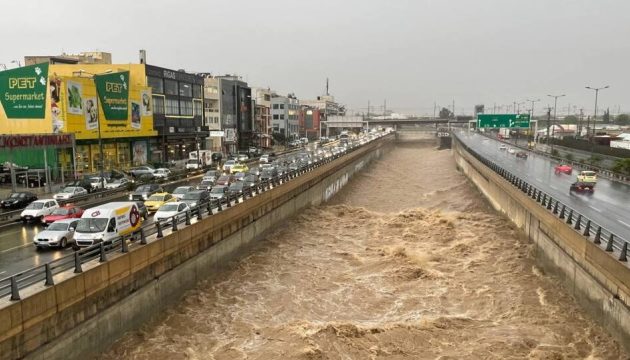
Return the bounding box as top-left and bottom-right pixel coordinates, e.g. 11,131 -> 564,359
477,114 -> 530,129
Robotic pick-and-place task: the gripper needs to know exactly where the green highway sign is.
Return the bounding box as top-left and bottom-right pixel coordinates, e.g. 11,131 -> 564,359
477,114 -> 530,129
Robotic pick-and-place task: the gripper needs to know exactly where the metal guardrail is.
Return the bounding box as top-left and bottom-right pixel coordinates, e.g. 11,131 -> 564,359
454,132 -> 630,263
0,135 -> 388,300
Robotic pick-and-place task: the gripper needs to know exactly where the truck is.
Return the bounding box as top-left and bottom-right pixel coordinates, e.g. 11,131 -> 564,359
74,202 -> 143,248
498,128 -> 510,139
187,150 -> 213,170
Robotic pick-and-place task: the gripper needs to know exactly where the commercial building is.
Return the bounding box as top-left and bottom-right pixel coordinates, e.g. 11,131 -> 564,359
299,106 -> 322,140
201,76 -> 222,151
271,93 -> 300,140
252,87 -> 273,148
215,75 -> 252,154
301,94 -> 346,139
145,64 -> 208,162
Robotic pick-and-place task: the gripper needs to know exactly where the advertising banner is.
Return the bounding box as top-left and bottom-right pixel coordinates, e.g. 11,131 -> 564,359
0,63 -> 49,119
66,80 -> 83,115
94,71 -> 129,120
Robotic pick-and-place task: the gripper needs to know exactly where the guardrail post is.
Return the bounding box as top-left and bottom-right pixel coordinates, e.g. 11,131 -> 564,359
539,193 -> 545,204
140,228 -> 147,245
620,242 -> 628,262
156,221 -> 163,238
594,227 -> 602,244
226,194 -> 232,208
185,211 -> 191,225
552,201 -> 558,214
546,197 -> 553,210
531,188 -> 537,199
121,236 -> 128,253
559,205 -> 566,219
99,242 -> 108,262
217,198 -> 223,212
44,263 -> 54,286
583,220 -> 591,237
566,210 -> 573,225
172,216 -> 178,231
574,214 -> 582,230
74,252 -> 83,273
197,207 -> 203,221
606,234 -> 614,252
10,276 -> 20,301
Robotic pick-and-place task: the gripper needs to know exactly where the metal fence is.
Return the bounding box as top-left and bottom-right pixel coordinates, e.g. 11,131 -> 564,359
0,135 -> 387,301
454,132 -> 630,264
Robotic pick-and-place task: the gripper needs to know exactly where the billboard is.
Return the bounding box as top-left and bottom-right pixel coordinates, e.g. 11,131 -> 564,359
94,71 -> 129,120
0,63 -> 49,119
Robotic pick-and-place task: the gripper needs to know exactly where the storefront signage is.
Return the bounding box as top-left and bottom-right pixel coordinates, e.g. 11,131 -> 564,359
94,71 -> 129,120
0,63 -> 49,119
0,133 -> 74,149
209,130 -> 225,137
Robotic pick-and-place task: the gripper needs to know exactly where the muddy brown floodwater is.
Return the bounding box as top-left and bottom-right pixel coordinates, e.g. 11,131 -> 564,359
101,142 -> 628,359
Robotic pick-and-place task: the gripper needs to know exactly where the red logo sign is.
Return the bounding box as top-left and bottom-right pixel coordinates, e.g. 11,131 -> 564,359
129,205 -> 140,227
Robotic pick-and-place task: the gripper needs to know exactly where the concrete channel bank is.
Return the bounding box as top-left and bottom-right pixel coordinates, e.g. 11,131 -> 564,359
0,135 -> 394,360
452,134 -> 630,352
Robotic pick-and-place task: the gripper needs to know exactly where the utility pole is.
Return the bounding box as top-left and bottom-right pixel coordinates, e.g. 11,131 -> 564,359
578,108 -> 584,138
367,100 -> 370,120
547,94 -> 565,149
546,107 -> 552,150
383,99 -> 386,119
586,85 -> 609,139
452,99 -> 455,117
433,102 -> 436,119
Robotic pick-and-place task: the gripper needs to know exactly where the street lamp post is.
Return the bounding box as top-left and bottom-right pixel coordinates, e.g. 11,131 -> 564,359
585,85 -> 609,139
547,94 -> 565,150
526,99 -> 540,144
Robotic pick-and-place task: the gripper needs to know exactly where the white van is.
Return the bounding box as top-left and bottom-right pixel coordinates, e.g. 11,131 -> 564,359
74,202 -> 143,248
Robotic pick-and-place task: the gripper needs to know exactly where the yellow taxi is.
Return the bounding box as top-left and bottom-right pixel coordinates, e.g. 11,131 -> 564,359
144,192 -> 176,212
230,163 -> 249,174
577,170 -> 597,183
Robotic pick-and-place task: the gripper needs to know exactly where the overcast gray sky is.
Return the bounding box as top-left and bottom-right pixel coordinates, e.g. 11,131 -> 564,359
2,0 -> 629,116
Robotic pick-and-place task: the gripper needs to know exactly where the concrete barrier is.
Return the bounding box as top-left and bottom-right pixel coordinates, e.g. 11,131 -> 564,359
452,136 -> 630,352
0,135 -> 394,360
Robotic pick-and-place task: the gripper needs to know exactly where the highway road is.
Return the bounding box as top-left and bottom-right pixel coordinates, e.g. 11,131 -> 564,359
457,131 -> 630,242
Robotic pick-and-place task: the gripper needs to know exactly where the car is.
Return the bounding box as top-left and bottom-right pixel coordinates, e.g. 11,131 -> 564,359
0,192 -> 37,209
172,186 -> 195,200
143,192 -> 176,212
234,172 -> 246,182
53,186 -> 88,201
515,151 -> 528,159
65,179 -> 95,193
570,182 -> 595,194
134,201 -> 149,220
228,181 -> 251,197
203,170 -> 220,182
236,153 -> 249,162
222,160 -> 236,173
498,144 -> 508,151
43,205 -> 84,225
129,184 -> 164,201
216,174 -> 236,186
577,170 -> 597,183
248,147 -> 262,157
230,163 -> 249,174
20,199 -> 59,223
104,177 -> 130,189
89,177 -> 107,190
180,190 -> 211,208
247,167 -> 261,176
507,148 -> 516,154
130,165 -> 156,177
259,154 -> 270,163
260,168 -> 278,182
33,219 -> 79,249
209,185 -> 229,201
153,168 -> 172,179
196,179 -> 214,191
554,164 -> 573,175
154,202 -> 191,223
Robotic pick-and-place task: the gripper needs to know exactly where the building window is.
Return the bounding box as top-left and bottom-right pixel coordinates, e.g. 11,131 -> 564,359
153,96 -> 165,115
147,76 -> 163,94
264,94 -> 271,101
193,101 -> 202,117
193,85 -> 203,98
165,79 -> 178,96
273,104 -> 279,109
273,114 -> 279,120
179,82 -> 192,97
280,104 -> 285,109
166,98 -> 179,115
180,100 -> 193,116
280,114 -> 285,120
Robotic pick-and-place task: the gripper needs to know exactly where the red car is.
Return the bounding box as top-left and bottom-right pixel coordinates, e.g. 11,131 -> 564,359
554,164 -> 573,175
570,182 -> 594,194
43,205 -> 84,225
215,174 -> 236,186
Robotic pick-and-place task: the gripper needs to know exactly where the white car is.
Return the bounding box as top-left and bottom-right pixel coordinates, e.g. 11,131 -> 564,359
222,160 -> 236,173
498,144 -> 508,151
105,178 -> 130,189
154,168 -> 172,179
33,218 -> 79,249
185,159 -> 201,170
172,186 -> 195,200
53,186 -> 88,200
508,148 -> 516,154
259,154 -> 270,163
154,202 -> 190,223
20,199 -> 59,223
89,177 -> 107,190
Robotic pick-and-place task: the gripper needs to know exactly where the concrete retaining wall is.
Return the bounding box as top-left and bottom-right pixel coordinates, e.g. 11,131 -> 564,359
452,136 -> 630,352
0,136 -> 394,360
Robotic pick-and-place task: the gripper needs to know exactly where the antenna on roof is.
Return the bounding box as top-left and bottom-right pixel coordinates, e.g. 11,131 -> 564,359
326,78 -> 329,96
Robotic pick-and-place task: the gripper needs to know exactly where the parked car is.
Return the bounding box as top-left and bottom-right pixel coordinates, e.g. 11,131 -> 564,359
554,164 -> 573,175
216,174 -> 236,186
43,205 -> 84,225
196,179 -> 214,191
0,192 -> 37,209
128,184 -> 164,201
144,192 -> 176,212
154,202 -> 191,223
130,165 -> 156,178
33,219 -> 79,249
570,181 -> 595,194
515,151 -> 528,159
65,178 -> 95,193
222,160 -> 236,173
577,170 -> 597,183
20,199 -> 59,223
209,185 -> 229,201
105,177 -> 130,189
53,186 -> 88,201
153,168 -> 172,179
172,186 -> 195,200
180,190 -> 211,208
230,163 -> 249,174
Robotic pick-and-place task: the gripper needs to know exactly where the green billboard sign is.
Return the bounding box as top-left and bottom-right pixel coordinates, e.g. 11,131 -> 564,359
477,114 -> 530,129
0,63 -> 49,119
94,71 -> 129,120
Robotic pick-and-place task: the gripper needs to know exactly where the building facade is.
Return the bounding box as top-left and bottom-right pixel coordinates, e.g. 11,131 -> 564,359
301,95 -> 345,139
216,75 -> 252,154
299,106 -> 322,140
202,76 -> 222,152
271,94 -> 300,140
145,65 -> 208,163
252,88 -> 273,148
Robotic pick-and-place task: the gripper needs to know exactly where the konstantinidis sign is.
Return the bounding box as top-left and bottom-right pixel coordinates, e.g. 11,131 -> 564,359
0,63 -> 49,119
0,134 -> 74,149
95,71 -> 129,121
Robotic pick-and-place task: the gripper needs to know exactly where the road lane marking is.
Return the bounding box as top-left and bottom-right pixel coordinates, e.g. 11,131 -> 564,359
0,271 -> 5,275
618,220 -> 630,228
536,178 -> 543,183
589,206 -> 602,212
550,185 -> 558,190
0,243 -> 32,254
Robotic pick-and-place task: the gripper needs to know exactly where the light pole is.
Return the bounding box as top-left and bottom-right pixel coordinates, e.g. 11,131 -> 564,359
585,85 -> 609,139
547,94 -> 565,147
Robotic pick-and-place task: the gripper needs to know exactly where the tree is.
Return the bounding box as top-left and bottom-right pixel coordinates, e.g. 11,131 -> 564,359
612,158 -> 630,175
439,107 -> 453,119
564,115 -> 578,124
603,108 -> 610,123
615,113 -> 630,125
